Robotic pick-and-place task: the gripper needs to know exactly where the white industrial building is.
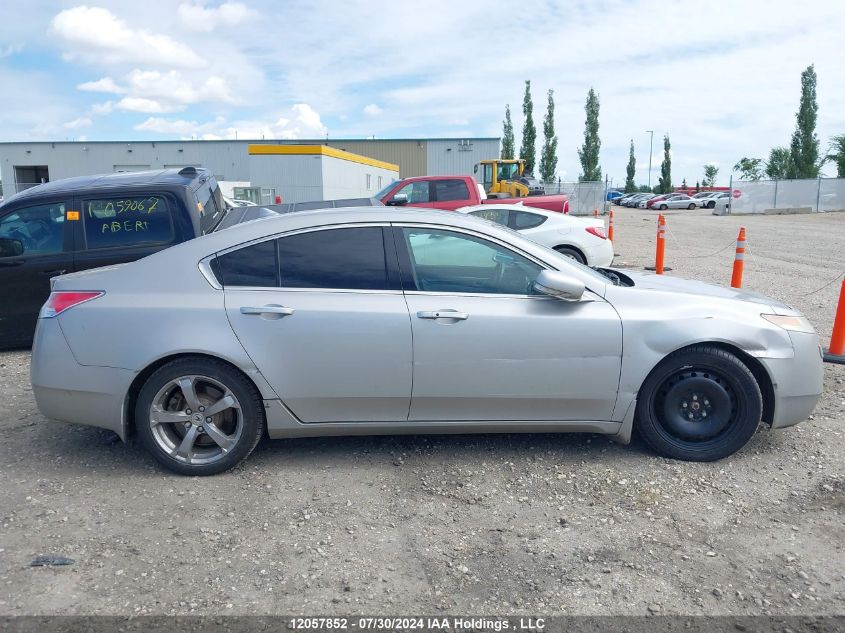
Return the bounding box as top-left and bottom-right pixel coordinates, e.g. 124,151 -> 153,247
0,137 -> 499,203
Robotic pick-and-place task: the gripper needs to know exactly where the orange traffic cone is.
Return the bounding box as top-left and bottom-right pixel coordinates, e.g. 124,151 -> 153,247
730,227 -> 746,288
823,279 -> 845,364
655,214 -> 666,275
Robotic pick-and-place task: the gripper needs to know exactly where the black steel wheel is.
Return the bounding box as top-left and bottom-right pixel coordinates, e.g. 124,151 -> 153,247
635,346 -> 762,461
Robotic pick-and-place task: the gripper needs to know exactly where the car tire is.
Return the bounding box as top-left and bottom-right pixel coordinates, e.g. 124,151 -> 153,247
687,203 -> 696,210
635,345 -> 762,462
135,357 -> 265,475
659,204 -> 668,210
554,245 -> 587,264
708,201 -> 716,209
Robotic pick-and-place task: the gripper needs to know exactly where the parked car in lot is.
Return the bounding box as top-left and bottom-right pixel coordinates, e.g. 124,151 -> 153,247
377,175 -> 570,214
627,193 -> 655,207
699,191 -> 731,209
32,206 -> 822,475
457,203 -> 613,266
0,168 -> 235,348
652,194 -> 697,210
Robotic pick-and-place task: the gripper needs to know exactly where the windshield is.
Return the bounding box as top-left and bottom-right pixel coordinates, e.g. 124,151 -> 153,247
375,180 -> 399,200
498,162 -> 520,180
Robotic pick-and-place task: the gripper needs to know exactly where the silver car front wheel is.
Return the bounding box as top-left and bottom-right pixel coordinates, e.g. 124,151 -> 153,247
136,358 -> 265,475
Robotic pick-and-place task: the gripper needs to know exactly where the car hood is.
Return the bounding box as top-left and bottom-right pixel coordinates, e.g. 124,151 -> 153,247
618,270 -> 797,314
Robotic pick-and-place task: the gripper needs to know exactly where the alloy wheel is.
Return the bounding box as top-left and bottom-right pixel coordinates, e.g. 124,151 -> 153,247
148,374 -> 243,465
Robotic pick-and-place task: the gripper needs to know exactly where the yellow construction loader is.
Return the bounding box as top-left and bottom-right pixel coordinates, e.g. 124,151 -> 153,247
475,159 -> 546,198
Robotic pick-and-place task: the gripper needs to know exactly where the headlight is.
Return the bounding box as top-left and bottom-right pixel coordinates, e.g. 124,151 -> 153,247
760,314 -> 816,333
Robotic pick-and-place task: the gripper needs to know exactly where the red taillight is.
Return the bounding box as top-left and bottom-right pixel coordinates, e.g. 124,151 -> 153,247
585,226 -> 607,240
40,291 -> 104,318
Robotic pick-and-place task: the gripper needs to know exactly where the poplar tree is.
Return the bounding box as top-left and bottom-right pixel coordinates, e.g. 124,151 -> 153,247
624,140 -> 636,192
519,81 -> 537,174
501,104 -> 515,160
787,64 -> 820,179
539,89 -> 558,182
577,88 -> 601,181
658,134 -> 672,193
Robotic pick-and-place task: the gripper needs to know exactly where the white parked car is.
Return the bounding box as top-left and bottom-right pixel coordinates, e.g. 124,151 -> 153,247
457,203 -> 613,266
698,191 -> 731,209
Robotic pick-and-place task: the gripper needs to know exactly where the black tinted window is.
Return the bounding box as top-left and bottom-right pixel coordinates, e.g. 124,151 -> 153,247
510,210 -> 547,230
433,179 -> 469,202
214,239 -> 278,287
278,227 -> 389,290
83,195 -> 173,249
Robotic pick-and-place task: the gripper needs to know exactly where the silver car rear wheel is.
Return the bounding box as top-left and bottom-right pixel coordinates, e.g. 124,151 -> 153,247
149,375 -> 244,466
136,357 -> 265,475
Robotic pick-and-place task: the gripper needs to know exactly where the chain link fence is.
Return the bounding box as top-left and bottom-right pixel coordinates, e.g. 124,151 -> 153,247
542,181 -> 605,216
728,177 -> 845,214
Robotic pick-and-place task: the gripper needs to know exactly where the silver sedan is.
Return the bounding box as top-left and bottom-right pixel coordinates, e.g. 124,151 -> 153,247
31,208 -> 823,475
652,194 -> 698,210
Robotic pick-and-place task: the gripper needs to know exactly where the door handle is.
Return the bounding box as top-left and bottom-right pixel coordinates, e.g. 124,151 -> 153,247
240,305 -> 295,316
417,310 -> 469,321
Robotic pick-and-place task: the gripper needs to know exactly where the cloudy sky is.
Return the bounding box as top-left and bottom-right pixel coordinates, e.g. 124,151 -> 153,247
0,0 -> 843,185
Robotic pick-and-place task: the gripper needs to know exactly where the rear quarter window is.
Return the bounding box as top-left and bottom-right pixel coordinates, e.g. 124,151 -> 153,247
83,195 -> 174,249
510,210 -> 547,230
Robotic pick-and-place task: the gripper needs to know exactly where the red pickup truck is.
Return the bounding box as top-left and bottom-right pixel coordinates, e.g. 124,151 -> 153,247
377,175 -> 569,213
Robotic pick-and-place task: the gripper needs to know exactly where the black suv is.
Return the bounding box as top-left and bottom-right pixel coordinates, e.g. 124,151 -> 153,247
0,167 -> 229,348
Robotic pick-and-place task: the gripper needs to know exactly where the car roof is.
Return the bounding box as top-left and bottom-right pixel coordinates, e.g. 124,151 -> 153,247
2,168 -> 209,206
456,203 -> 556,217
175,206 -> 568,262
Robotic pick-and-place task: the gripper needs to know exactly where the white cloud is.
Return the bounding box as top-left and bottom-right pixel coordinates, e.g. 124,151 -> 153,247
135,117 -> 203,135
363,103 -> 383,116
177,2 -> 256,32
50,6 -> 205,68
90,101 -> 115,115
134,104 -> 327,139
117,97 -> 185,113
63,116 -> 92,129
77,77 -> 125,94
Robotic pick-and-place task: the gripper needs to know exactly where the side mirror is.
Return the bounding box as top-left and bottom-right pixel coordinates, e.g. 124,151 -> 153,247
533,270 -> 586,301
473,164 -> 479,174
388,193 -> 409,206
0,237 -> 24,258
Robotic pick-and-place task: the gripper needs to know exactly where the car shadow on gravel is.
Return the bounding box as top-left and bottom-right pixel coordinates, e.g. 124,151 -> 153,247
14,415 -> 796,477
246,430 -> 656,470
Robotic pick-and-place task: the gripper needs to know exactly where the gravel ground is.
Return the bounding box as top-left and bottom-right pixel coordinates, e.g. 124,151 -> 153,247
0,207 -> 843,616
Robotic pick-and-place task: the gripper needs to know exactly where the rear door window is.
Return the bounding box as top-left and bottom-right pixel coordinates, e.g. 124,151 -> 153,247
277,227 -> 390,290
82,195 -> 174,250
432,179 -> 470,202
213,227 -> 393,291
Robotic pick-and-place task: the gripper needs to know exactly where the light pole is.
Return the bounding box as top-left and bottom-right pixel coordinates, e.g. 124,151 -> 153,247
646,130 -> 654,190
